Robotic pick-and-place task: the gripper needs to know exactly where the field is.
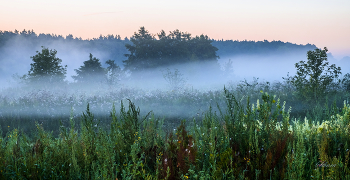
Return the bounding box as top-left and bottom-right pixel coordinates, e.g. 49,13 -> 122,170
0,78 -> 350,179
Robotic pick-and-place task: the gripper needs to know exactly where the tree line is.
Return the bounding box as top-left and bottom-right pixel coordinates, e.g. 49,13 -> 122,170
0,28 -> 317,67
18,27 -> 222,86
22,46 -> 350,105
7,27 -> 349,104
123,27 -> 218,72
0,29 -> 130,66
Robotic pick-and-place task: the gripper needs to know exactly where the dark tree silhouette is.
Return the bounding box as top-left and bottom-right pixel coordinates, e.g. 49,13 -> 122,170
72,53 -> 105,83
123,27 -> 219,72
25,46 -> 67,84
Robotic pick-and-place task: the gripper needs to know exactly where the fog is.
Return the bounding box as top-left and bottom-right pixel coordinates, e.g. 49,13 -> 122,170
1,34 -> 349,90
0,35 -> 111,89
1,37 -> 350,133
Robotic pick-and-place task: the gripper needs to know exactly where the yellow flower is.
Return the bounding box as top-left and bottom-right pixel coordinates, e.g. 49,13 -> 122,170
184,175 -> 189,179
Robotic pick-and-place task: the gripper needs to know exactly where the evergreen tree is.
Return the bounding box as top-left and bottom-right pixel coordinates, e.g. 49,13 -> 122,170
123,27 -> 157,71
72,53 -> 105,83
123,27 -> 219,72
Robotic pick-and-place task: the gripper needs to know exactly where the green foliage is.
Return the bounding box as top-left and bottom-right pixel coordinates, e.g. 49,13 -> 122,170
72,53 -> 105,83
0,29 -> 317,68
123,27 -> 219,72
25,46 -> 67,84
1,89 -> 350,179
285,47 -> 342,104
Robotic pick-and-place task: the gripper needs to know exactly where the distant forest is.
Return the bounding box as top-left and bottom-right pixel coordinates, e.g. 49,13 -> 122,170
0,29 -> 317,65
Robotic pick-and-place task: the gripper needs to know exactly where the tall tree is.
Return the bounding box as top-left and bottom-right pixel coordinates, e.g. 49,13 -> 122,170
123,27 -> 157,71
189,34 -> 218,61
123,27 -> 219,72
72,53 -> 105,83
341,73 -> 350,92
26,46 -> 67,84
106,59 -> 122,86
284,47 -> 342,103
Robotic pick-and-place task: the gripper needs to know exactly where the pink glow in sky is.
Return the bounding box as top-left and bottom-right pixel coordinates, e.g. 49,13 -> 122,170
1,0 -> 349,59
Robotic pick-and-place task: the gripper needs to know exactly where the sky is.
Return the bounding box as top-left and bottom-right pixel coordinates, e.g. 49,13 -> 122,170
1,0 -> 350,59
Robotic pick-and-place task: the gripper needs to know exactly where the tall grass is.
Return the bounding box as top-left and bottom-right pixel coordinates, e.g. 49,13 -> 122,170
0,87 -> 350,179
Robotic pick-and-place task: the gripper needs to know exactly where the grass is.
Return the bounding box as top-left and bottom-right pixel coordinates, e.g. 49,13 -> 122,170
0,81 -> 350,179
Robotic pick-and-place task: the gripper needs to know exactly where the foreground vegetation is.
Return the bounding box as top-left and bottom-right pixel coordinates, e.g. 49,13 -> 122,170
1,87 -> 350,179
1,32 -> 349,179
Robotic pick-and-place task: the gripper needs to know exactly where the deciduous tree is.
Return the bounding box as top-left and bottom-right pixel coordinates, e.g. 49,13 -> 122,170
25,46 -> 67,84
106,59 -> 122,86
284,47 -> 341,103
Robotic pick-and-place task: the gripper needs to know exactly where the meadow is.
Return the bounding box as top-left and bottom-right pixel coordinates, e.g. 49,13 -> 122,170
0,78 -> 350,179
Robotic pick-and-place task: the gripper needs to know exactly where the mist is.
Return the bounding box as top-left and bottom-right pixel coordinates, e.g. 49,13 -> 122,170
0,51 -> 333,121
1,32 -> 350,134
0,45 -> 324,90
0,35 -> 115,89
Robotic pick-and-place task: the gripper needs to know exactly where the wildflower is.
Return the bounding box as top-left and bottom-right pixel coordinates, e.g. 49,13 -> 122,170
184,175 -> 189,179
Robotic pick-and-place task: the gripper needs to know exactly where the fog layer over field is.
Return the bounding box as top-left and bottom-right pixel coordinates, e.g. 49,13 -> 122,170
1,53 -> 347,119
1,35 -> 350,133
0,36 -> 111,88
2,46 -> 346,88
